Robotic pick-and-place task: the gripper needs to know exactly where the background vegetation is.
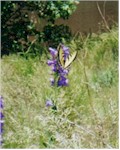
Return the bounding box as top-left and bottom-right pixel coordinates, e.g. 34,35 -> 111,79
1,1 -> 77,56
1,26 -> 118,148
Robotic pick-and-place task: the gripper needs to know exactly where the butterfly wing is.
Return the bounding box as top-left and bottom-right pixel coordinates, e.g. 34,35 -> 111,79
58,44 -> 65,68
64,51 -> 77,68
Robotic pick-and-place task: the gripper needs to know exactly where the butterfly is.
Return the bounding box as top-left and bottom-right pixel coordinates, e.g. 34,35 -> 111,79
57,44 -> 77,69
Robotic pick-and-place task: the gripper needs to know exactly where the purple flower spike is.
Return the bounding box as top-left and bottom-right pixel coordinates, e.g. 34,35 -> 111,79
47,44 -> 72,87
49,47 -> 57,57
46,100 -> 53,107
58,76 -> 69,86
0,96 -> 3,109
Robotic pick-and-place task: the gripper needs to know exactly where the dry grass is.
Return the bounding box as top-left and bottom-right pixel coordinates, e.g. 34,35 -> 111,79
1,27 -> 118,148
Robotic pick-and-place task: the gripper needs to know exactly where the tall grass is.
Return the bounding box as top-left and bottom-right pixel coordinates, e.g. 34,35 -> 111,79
1,27 -> 118,148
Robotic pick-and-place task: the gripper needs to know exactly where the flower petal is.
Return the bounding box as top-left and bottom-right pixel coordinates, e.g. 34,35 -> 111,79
49,47 -> 57,57
58,76 -> 69,86
46,100 -> 53,107
0,96 -> 3,109
47,60 -> 57,66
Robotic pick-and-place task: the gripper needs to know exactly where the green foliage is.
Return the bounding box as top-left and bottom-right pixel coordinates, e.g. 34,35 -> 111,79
1,1 -> 77,56
1,27 -> 118,148
36,0 -> 77,23
43,24 -> 72,47
92,68 -> 117,87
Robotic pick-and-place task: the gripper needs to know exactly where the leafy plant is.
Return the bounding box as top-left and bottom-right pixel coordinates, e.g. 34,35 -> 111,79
1,1 -> 77,56
43,24 -> 72,47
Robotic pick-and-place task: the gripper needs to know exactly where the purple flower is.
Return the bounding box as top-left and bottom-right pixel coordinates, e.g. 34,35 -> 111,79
0,141 -> 3,146
0,96 -> 4,146
58,66 -> 69,76
49,47 -> 57,57
0,122 -> 4,134
58,76 -> 69,86
51,64 -> 57,72
47,44 -> 71,87
62,69 -> 69,75
46,100 -> 53,107
61,45 -> 69,59
47,60 -> 57,66
0,112 -> 4,119
0,96 -> 3,109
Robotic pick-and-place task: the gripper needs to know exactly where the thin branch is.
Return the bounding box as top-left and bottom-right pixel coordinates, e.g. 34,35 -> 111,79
96,1 -> 110,31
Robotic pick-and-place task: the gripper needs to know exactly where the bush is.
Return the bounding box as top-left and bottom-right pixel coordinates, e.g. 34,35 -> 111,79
1,1 -> 77,56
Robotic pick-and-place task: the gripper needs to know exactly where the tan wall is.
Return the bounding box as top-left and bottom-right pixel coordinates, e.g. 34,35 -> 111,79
55,1 -> 118,34
29,1 -> 118,42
